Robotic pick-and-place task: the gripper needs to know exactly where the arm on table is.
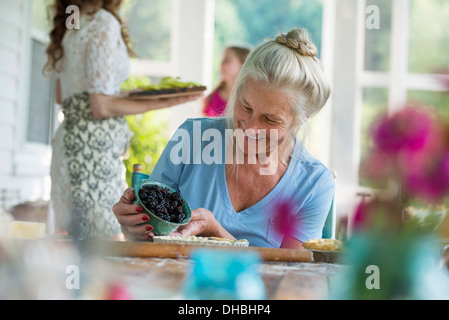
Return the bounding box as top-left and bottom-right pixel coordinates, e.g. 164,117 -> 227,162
281,236 -> 304,249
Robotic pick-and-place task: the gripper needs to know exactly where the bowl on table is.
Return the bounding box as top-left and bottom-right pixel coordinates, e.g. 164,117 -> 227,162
303,238 -> 345,264
134,180 -> 192,236
307,249 -> 345,263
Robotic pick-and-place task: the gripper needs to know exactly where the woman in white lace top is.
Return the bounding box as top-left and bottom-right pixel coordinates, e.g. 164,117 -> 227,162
44,0 -> 202,239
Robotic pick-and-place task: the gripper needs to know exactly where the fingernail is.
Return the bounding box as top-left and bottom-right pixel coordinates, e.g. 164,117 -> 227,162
142,215 -> 149,222
136,206 -> 144,213
148,233 -> 154,239
145,225 -> 153,231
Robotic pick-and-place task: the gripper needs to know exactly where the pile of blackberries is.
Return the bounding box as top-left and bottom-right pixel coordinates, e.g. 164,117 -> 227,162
138,184 -> 186,223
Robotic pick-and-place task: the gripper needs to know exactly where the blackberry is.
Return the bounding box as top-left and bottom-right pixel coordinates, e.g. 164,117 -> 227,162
149,190 -> 157,198
160,187 -> 170,196
171,192 -> 182,202
155,204 -> 165,213
138,184 -> 187,223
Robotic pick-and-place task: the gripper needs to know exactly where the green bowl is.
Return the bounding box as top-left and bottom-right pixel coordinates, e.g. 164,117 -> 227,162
134,180 -> 192,236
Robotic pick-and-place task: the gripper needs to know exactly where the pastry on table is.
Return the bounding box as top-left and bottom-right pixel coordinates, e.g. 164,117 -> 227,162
303,238 -> 343,252
152,235 -> 249,247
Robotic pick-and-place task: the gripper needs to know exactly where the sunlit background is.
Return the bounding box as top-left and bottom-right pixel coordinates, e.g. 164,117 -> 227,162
1,0 -> 448,234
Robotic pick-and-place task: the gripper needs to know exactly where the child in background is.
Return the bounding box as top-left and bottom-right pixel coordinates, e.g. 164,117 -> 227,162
202,46 -> 251,117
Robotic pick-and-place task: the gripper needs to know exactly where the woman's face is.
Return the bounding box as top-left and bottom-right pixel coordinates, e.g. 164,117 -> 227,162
233,78 -> 296,157
220,49 -> 244,83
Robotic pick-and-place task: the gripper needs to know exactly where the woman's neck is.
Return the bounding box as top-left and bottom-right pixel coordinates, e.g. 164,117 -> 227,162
229,137 -> 295,177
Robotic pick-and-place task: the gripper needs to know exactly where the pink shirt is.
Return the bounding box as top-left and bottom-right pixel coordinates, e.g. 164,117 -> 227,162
203,90 -> 227,117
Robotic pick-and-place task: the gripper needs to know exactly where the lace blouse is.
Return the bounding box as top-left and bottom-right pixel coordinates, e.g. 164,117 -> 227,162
50,9 -> 131,238
58,9 -> 130,100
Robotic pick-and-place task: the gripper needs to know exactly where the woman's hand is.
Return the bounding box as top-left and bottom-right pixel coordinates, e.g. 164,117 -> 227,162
169,208 -> 217,237
112,188 -> 154,241
170,208 -> 236,240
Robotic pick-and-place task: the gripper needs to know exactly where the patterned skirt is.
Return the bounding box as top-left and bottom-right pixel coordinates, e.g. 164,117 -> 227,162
50,92 -> 132,239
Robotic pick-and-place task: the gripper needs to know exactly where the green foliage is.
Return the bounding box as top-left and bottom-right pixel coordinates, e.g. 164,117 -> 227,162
121,76 -> 170,187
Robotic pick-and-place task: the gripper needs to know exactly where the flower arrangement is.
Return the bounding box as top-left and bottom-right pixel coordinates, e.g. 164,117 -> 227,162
338,103 -> 449,300
356,106 -> 449,233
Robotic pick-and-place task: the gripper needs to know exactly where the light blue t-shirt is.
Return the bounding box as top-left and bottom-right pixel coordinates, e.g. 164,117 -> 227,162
150,117 -> 335,248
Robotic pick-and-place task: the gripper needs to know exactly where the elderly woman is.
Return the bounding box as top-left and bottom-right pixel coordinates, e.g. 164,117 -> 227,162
112,28 -> 334,248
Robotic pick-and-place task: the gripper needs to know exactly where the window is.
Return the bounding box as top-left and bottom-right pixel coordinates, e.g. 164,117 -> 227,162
213,0 -> 324,84
122,0 -> 172,62
359,0 -> 394,187
324,0 -> 449,214
26,38 -> 54,145
364,0 -> 392,72
24,0 -> 55,147
122,0 -> 176,78
359,87 -> 388,189
13,0 -> 55,178
358,0 -> 449,189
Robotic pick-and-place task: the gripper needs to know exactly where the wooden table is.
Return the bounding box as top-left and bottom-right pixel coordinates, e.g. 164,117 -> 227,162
0,238 -> 346,300
4,238 -> 448,300
95,257 -> 344,300
83,241 -> 346,300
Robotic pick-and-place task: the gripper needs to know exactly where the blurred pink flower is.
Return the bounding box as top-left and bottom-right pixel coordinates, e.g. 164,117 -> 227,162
403,150 -> 449,202
352,201 -> 367,232
372,107 -> 435,155
355,97 -> 449,234
398,118 -> 449,202
105,283 -> 133,300
366,107 -> 449,203
272,199 -> 297,238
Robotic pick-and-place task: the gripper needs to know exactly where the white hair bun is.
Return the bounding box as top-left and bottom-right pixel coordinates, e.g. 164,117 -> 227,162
275,28 -> 318,58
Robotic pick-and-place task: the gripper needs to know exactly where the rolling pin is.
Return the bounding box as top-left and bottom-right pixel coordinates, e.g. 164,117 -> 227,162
86,240 -> 313,263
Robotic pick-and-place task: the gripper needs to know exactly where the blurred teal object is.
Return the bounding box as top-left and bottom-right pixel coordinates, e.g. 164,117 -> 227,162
331,232 -> 449,300
131,163 -> 150,188
132,171 -> 150,189
183,249 -> 266,300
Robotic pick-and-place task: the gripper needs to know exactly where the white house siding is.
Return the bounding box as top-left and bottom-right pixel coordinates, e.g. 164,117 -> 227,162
0,0 -> 50,209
